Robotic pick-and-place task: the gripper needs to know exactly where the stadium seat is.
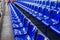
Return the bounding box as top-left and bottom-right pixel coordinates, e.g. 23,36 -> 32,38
9,3 -> 20,21
46,1 -> 51,8
11,4 -> 25,24
37,34 -> 48,40
36,7 -> 44,20
37,7 -> 51,21
51,1 -> 57,10
42,1 -> 46,7
9,1 -> 60,40
11,4 -> 20,23
57,2 -> 60,10
26,4 -> 35,14
39,1 -> 42,5
24,18 -> 30,30
42,10 -> 60,26
42,8 -> 51,19
9,3 -> 19,20
32,6 -> 38,17
12,19 -> 21,24
12,23 -> 23,28
14,23 -> 38,40
27,4 -> 32,12
13,18 -> 30,31
50,24 -> 60,35
13,27 -> 28,36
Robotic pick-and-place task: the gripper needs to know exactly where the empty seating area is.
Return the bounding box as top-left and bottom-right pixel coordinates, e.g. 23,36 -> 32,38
14,0 -> 60,36
8,2 -> 49,40
7,0 -> 60,40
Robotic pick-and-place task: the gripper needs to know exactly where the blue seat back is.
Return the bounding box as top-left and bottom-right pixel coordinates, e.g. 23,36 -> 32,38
31,5 -> 35,10
37,34 -> 45,40
11,3 -> 25,24
46,1 -> 51,7
39,1 -> 42,4
9,3 -> 18,19
51,10 -> 60,21
26,3 -> 27,7
30,4 -> 32,9
11,3 -> 22,18
36,1 -> 39,4
38,7 -> 44,14
9,3 -> 15,15
29,4 -> 32,9
34,6 -> 38,12
26,3 -> 28,7
42,1 -> 46,5
20,14 -> 25,23
44,8 -> 51,17
28,23 -> 38,40
24,18 -> 30,28
51,1 -> 57,8
10,9 -> 16,17
37,1 -> 40,4
28,23 -> 38,36
57,2 -> 60,10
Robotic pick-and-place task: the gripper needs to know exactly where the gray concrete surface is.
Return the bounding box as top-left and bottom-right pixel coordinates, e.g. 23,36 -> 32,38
1,1 -> 14,40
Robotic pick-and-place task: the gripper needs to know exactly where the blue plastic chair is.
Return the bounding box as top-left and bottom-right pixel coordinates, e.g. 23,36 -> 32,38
12,20 -> 21,25
28,4 -> 31,9
12,14 -> 29,29
9,3 -> 20,22
50,1 -> 57,10
27,4 -> 32,12
39,1 -> 46,12
37,7 -> 51,21
9,3 -> 24,27
11,15 -> 21,24
29,5 -> 35,14
28,4 -> 32,10
11,16 -> 19,20
57,2 -> 60,10
11,13 -> 19,20
37,34 -> 48,40
38,1 -> 40,4
42,1 -> 46,6
9,4 -> 16,17
19,14 -> 25,24
10,13 -> 16,17
39,1 -> 42,5
13,5 -> 25,23
11,17 -> 23,28
9,3 -> 19,20
11,16 -> 22,27
43,1 -> 45,5
50,24 -> 60,35
36,1 -> 50,20
12,23 -> 23,29
11,3 -> 21,17
42,8 -> 51,20
12,3 -> 25,24
42,10 -> 60,26
30,5 -> 35,14
24,18 -> 30,30
14,23 -> 38,40
46,1 -> 51,8
25,4 -> 30,11
36,7 -> 44,20
13,27 -> 28,36
13,18 -> 30,35
13,14 -> 28,35
32,6 -> 38,17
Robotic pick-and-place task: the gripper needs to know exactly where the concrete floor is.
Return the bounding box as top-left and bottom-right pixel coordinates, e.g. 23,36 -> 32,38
1,1 -> 14,40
